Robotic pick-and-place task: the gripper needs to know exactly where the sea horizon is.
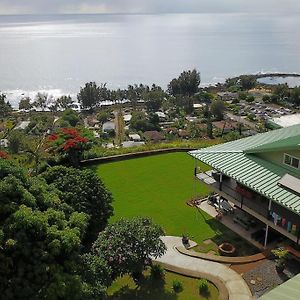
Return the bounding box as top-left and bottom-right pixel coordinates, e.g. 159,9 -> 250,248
1,12 -> 300,106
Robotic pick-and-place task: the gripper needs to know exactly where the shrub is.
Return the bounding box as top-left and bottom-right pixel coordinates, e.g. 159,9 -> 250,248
172,279 -> 183,293
150,264 -> 165,279
198,278 -> 209,294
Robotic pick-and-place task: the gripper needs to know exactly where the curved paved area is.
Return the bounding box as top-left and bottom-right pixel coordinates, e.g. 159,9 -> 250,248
153,236 -> 253,300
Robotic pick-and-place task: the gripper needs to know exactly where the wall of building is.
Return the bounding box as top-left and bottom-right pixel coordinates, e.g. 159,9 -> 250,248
256,150 -> 300,174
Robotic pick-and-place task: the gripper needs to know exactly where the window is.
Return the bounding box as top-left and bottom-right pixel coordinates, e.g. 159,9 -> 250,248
284,153 -> 300,169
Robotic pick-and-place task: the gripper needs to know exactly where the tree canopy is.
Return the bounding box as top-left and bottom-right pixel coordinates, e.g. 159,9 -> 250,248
168,69 -> 200,97
0,160 -> 90,299
77,82 -> 108,110
42,166 -> 113,244
0,93 -> 12,118
91,217 -> 166,279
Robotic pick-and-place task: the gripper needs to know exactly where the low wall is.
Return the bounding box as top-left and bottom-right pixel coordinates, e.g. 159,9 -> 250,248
81,148 -> 196,165
176,246 -> 268,264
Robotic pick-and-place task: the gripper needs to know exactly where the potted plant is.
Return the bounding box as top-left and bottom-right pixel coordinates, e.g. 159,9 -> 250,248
271,248 -> 289,273
182,234 -> 189,245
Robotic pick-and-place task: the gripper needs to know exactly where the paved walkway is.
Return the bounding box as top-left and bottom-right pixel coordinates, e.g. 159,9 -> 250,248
154,236 -> 253,300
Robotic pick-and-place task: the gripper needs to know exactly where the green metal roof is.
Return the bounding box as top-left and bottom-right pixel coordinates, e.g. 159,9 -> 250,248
197,123 -> 300,153
259,273 -> 300,300
245,134 -> 300,154
189,124 -> 300,215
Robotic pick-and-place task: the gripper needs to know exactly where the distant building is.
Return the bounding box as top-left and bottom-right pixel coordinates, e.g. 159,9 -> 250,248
155,111 -> 167,120
143,130 -> 164,142
0,139 -> 9,148
121,141 -> 145,148
129,133 -> 141,141
123,114 -> 132,123
102,121 -> 115,133
15,121 -> 30,130
271,114 -> 300,128
212,120 -> 239,133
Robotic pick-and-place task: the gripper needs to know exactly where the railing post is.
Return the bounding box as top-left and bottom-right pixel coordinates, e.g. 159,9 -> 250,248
264,224 -> 269,248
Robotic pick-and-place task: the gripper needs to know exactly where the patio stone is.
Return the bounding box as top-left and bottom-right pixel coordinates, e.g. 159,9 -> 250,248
203,239 -> 213,245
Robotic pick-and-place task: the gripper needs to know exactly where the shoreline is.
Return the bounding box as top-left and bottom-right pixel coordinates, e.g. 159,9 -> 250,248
3,72 -> 300,108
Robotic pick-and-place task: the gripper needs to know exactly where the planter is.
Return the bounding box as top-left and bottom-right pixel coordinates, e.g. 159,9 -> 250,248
182,236 -> 189,245
218,242 -> 236,256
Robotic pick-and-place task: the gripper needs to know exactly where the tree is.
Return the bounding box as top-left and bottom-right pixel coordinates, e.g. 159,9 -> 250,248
56,95 -> 75,110
77,82 -> 101,111
42,166 -> 113,244
168,69 -> 200,97
91,217 -> 166,279
60,108 -> 80,127
97,110 -> 111,124
0,93 -> 12,118
239,75 -> 257,90
7,130 -> 24,154
144,85 -> 165,111
0,160 -> 90,300
127,85 -> 139,108
273,84 -> 290,101
129,110 -> 149,132
46,127 -> 93,167
33,92 -> 48,111
290,87 -> 300,106
18,97 -> 32,111
211,100 -> 226,120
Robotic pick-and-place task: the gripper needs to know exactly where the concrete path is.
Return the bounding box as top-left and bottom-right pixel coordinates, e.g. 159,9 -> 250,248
154,236 -> 253,300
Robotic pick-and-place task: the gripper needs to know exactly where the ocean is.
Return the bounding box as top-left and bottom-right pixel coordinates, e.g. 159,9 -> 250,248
0,13 -> 300,107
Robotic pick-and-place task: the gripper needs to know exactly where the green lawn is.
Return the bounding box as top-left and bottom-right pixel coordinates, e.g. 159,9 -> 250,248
93,152 -> 249,244
107,270 -> 219,300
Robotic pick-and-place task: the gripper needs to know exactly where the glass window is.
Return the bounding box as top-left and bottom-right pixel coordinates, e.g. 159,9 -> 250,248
292,157 -> 299,168
284,154 -> 291,165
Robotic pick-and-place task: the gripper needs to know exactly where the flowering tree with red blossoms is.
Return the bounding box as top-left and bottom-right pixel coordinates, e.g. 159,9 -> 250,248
0,150 -> 9,159
47,128 -> 92,166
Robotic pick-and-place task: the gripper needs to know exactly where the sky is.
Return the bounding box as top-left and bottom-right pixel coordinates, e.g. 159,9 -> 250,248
0,0 -> 299,15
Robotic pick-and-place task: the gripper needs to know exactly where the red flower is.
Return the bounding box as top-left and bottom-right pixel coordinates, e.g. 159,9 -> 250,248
47,134 -> 58,142
61,128 -> 79,137
0,151 -> 9,159
74,136 -> 88,143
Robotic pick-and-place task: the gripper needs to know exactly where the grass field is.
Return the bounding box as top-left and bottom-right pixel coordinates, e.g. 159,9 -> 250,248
107,269 -> 219,300
93,152 -> 251,244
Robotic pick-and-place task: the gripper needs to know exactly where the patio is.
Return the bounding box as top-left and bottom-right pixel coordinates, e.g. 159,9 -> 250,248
197,199 -> 276,251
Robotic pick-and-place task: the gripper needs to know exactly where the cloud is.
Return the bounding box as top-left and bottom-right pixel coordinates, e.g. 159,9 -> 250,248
0,0 -> 299,15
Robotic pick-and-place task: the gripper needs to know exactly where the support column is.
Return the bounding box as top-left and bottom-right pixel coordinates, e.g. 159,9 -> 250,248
267,199 -> 272,219
193,158 -> 198,200
264,224 -> 269,248
219,173 -> 223,191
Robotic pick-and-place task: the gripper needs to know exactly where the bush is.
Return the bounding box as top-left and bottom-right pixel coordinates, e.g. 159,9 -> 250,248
172,280 -> 183,293
198,278 -> 209,294
150,264 -> 165,279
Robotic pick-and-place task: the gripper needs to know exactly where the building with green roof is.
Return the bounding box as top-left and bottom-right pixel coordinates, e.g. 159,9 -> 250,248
189,124 -> 300,247
259,272 -> 300,300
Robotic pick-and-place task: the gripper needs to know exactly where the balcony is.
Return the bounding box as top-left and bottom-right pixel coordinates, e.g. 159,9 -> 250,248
196,170 -> 300,245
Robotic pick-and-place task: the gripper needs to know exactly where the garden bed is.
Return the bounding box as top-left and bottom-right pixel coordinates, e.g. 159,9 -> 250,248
107,269 -> 219,300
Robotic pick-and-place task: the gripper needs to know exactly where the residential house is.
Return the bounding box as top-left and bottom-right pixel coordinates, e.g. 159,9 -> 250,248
144,131 -> 164,142
129,133 -> 141,142
212,120 -> 239,134
190,124 -> 300,248
102,121 -> 115,133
